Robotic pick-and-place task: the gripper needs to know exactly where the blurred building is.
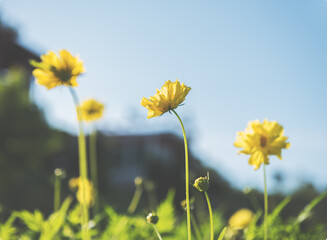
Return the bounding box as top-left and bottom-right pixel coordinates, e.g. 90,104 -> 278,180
101,133 -> 201,188
84,132 -> 242,212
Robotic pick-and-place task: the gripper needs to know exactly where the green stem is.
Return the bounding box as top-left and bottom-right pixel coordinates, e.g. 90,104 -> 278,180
191,213 -> 202,240
247,190 -> 261,212
54,174 -> 61,212
152,224 -> 163,240
127,185 -> 143,215
171,109 -> 191,240
145,181 -> 158,210
204,192 -> 214,240
90,128 -> 100,217
112,216 -> 129,239
263,164 -> 268,240
69,87 -> 90,240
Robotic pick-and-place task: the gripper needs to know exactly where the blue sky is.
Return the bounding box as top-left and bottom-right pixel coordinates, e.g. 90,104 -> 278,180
1,0 -> 327,192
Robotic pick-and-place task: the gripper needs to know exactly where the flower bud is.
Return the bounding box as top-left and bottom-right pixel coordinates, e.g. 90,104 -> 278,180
193,175 -> 209,192
69,177 -> 94,206
243,187 -> 252,195
146,212 -> 159,224
134,177 -> 143,187
229,208 -> 254,229
54,168 -> 66,179
144,180 -> 155,191
180,198 -> 195,211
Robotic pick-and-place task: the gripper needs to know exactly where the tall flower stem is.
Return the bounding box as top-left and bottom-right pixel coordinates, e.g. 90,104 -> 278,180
53,173 -> 61,212
171,109 -> 191,240
127,184 -> 143,215
145,181 -> 157,209
263,164 -> 268,240
69,87 -> 90,240
204,192 -> 214,240
152,225 -> 163,240
90,127 -> 100,217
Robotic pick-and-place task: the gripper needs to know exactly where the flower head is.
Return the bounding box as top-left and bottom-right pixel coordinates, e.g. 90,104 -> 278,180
80,99 -> 105,122
234,119 -> 290,170
228,208 -> 254,229
141,79 -> 191,118
54,168 -> 66,179
31,50 -> 84,90
69,177 -> 94,206
180,198 -> 195,211
146,212 -> 159,224
193,174 -> 210,192
134,176 -> 143,187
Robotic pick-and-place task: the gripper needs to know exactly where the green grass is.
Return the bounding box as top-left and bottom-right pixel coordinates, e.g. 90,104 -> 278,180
0,187 -> 325,239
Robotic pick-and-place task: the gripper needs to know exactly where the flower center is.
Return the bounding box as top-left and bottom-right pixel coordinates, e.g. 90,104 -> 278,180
87,108 -> 98,115
260,135 -> 268,148
51,66 -> 73,83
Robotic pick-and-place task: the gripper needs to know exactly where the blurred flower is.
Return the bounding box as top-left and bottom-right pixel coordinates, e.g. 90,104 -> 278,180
144,180 -> 155,191
141,79 -> 191,118
193,175 -> 209,192
242,187 -> 252,195
146,212 -> 159,224
54,168 -> 66,179
69,177 -> 93,206
134,176 -> 143,187
228,208 -> 254,229
80,99 -> 104,122
31,50 -> 84,89
234,119 -> 290,170
180,198 -> 195,211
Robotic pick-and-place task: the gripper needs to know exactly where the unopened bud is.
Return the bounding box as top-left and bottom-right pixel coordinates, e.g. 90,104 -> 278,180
54,168 -> 66,179
243,187 -> 252,195
193,175 -> 209,192
146,213 -> 159,224
134,177 -> 143,187
144,180 -> 155,191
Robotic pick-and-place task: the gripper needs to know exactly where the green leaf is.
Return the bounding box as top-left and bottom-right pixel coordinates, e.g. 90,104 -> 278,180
296,191 -> 327,224
29,59 -> 42,68
156,188 -> 176,233
100,206 -> 126,239
17,210 -> 44,232
0,214 -> 18,240
217,226 -> 227,240
269,196 -> 291,223
244,210 -> 262,240
68,204 -> 82,226
39,197 -> 72,240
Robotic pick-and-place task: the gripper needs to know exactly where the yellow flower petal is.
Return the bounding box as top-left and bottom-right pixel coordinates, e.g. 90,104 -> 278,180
80,99 -> 105,122
31,50 -> 84,90
229,208 -> 254,229
234,119 -> 290,170
69,177 -> 94,206
141,79 -> 191,118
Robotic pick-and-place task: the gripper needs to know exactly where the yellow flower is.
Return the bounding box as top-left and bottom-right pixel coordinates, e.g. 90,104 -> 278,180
31,50 -> 84,89
141,79 -> 191,118
234,119 -> 290,170
80,99 -> 105,122
228,208 -> 254,229
69,177 -> 93,206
